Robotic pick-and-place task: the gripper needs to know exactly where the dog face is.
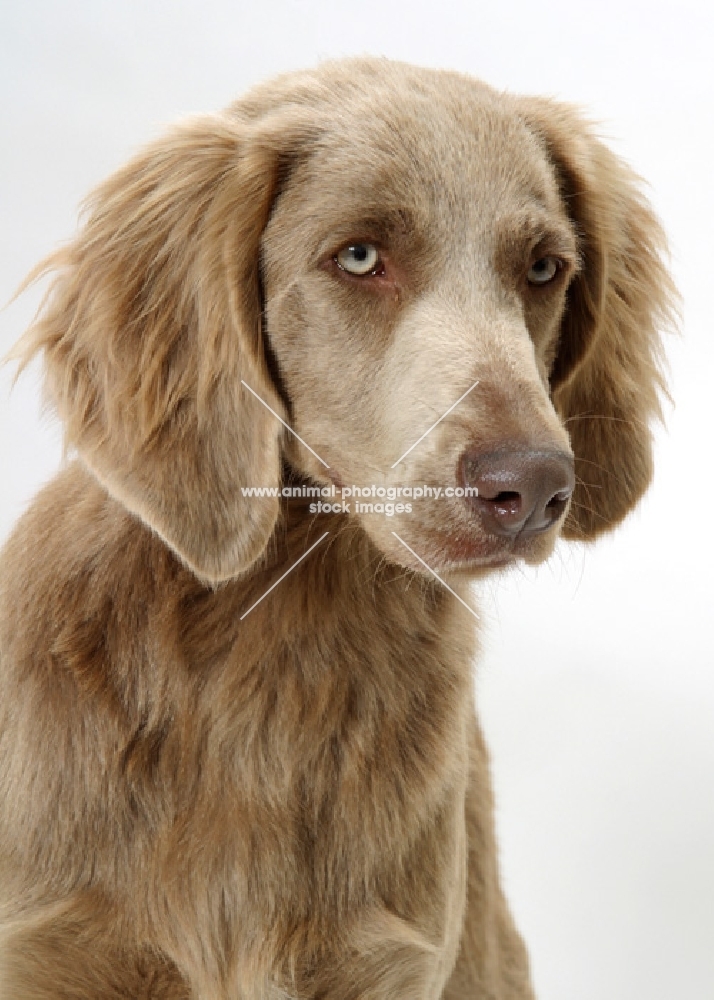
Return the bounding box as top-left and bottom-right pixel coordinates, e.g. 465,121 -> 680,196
260,67 -> 580,572
16,59 -> 674,584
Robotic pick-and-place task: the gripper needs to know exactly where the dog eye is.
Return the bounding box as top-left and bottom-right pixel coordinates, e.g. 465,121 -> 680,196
527,256 -> 561,285
335,243 -> 381,276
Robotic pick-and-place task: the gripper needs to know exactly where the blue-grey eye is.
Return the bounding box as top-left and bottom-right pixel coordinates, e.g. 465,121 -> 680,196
336,243 -> 380,275
527,256 -> 561,285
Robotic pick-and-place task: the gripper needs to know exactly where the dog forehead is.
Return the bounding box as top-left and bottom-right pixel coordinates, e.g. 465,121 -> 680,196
279,64 -> 565,239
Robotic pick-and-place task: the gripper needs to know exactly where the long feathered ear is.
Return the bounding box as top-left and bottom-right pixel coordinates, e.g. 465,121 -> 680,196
516,98 -> 678,540
12,110 -> 310,584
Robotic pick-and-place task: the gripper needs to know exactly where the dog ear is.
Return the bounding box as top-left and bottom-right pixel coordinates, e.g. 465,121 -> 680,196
14,110 -> 314,584
516,98 -> 678,540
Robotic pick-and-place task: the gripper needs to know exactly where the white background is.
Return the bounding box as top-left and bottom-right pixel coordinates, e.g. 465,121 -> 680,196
1,3 -> 712,998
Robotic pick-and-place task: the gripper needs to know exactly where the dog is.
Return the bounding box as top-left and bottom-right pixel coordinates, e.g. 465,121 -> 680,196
0,58 -> 675,999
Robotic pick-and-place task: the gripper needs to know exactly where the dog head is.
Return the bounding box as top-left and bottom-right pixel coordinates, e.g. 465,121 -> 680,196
16,58 -> 675,584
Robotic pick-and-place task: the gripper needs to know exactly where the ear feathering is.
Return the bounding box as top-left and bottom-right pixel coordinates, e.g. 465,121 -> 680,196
8,110 -> 317,585
516,98 -> 679,539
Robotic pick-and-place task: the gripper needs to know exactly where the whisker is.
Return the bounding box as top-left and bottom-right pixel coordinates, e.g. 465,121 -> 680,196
568,497 -> 609,525
563,411 -> 653,431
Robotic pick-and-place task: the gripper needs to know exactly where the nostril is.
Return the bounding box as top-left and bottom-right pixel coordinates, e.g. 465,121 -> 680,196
489,491 -> 522,516
546,489 -> 572,508
543,491 -> 571,526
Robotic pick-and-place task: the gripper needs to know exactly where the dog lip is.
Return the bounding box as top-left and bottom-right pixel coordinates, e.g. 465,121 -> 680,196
454,553 -> 516,569
440,521 -> 563,570
439,552 -> 518,577
438,533 -> 516,567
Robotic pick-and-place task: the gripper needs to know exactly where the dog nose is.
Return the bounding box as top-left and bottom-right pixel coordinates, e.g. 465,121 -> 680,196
460,447 -> 575,538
